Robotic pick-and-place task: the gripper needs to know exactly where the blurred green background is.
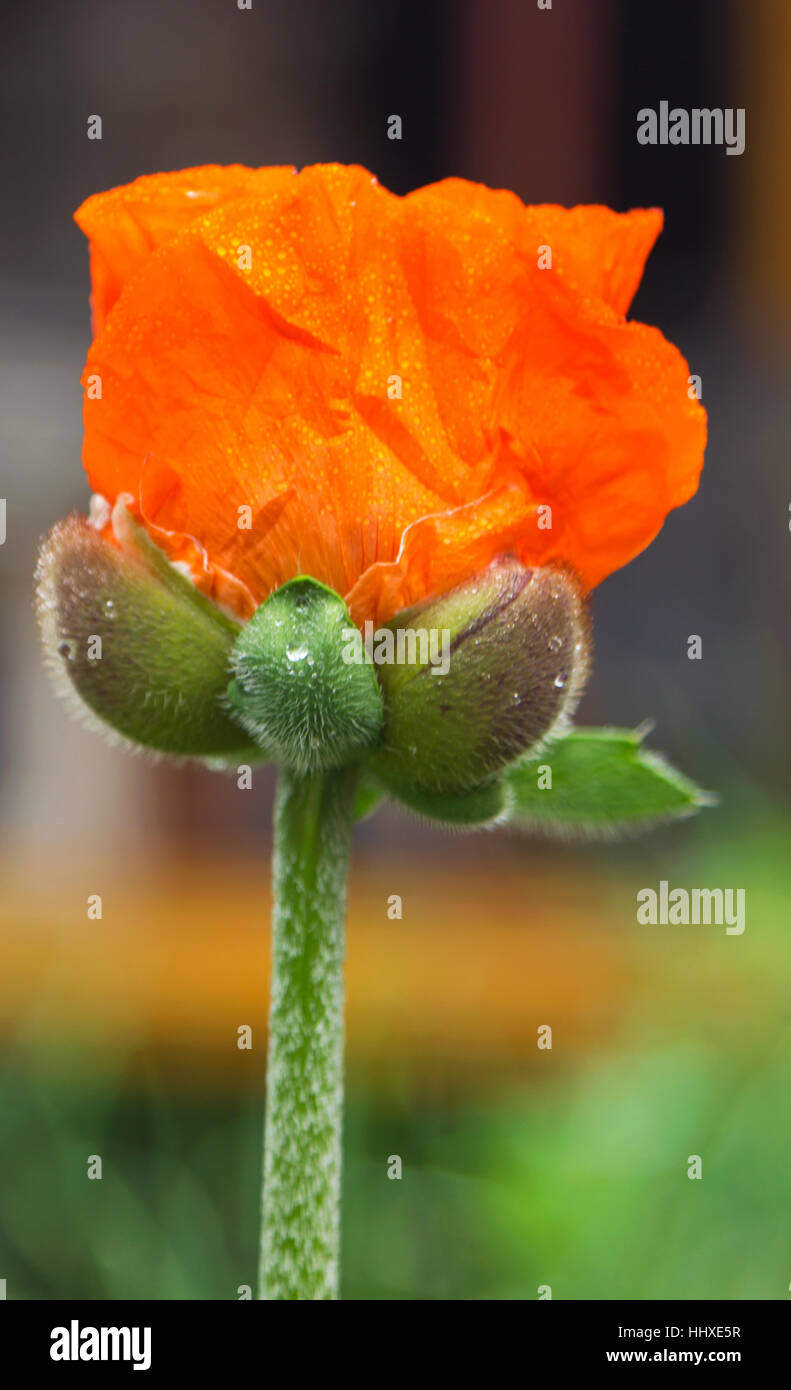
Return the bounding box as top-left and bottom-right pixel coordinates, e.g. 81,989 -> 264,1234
1,0 -> 789,1299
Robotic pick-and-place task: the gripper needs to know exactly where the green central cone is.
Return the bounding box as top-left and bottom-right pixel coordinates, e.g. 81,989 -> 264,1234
227,577 -> 383,774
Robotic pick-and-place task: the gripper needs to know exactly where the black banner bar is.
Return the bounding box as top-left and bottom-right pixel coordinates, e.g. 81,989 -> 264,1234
1,1299 -> 784,1378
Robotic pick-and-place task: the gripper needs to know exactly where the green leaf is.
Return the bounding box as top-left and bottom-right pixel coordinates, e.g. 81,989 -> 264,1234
503,726 -> 715,836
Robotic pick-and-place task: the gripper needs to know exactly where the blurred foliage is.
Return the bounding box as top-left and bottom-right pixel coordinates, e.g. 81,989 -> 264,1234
2,1026 -> 790,1301
1,781 -> 788,1301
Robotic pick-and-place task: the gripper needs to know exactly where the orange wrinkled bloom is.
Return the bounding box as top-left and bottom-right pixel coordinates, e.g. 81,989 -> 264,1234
75,163 -> 706,626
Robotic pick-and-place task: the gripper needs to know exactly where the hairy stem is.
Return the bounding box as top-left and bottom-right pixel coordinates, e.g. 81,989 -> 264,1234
258,764 -> 357,1299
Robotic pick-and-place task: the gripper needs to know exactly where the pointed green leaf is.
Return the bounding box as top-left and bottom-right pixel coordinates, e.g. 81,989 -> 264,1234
504,726 -> 715,835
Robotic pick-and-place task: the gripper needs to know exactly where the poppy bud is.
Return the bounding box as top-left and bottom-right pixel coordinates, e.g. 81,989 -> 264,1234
35,500 -> 260,760
227,577 -> 383,774
368,556 -> 590,798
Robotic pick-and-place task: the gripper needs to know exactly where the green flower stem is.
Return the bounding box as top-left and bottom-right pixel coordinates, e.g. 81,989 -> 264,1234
258,764 -> 358,1299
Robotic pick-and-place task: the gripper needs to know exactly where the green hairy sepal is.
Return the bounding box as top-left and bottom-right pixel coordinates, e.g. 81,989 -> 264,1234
36,508 -> 262,761
37,514 -> 712,830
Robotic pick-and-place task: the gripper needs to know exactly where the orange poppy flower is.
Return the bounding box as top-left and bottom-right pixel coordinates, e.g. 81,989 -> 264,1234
75,163 -> 706,627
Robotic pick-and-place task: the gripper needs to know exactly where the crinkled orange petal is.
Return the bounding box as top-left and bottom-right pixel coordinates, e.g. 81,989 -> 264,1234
74,165 -> 296,333
78,163 -> 706,626
410,180 -> 664,315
